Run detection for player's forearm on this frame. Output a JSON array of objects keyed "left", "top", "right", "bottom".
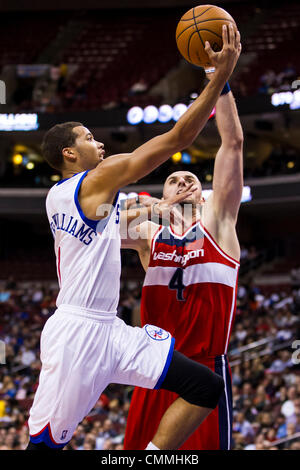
[
  {"left": 121, "top": 205, "right": 152, "bottom": 226},
  {"left": 215, "top": 91, "right": 243, "bottom": 148},
  {"left": 212, "top": 93, "right": 244, "bottom": 220},
  {"left": 173, "top": 70, "right": 229, "bottom": 147}
]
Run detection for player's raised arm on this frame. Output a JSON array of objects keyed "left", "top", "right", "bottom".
[
  {"left": 205, "top": 26, "right": 243, "bottom": 224},
  {"left": 210, "top": 88, "right": 243, "bottom": 223},
  {"left": 88, "top": 25, "right": 241, "bottom": 194}
]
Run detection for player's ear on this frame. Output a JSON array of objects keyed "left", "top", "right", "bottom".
[{"left": 62, "top": 147, "right": 76, "bottom": 163}]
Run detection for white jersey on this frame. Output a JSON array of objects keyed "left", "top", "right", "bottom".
[{"left": 46, "top": 170, "right": 121, "bottom": 317}]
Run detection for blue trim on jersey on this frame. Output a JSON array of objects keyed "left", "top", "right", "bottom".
[
  {"left": 153, "top": 337, "right": 175, "bottom": 390},
  {"left": 74, "top": 170, "right": 120, "bottom": 232},
  {"left": 156, "top": 225, "right": 204, "bottom": 249},
  {"left": 214, "top": 355, "right": 233, "bottom": 450},
  {"left": 74, "top": 171, "right": 98, "bottom": 231},
  {"left": 30, "top": 424, "right": 68, "bottom": 449},
  {"left": 56, "top": 173, "right": 79, "bottom": 186}
]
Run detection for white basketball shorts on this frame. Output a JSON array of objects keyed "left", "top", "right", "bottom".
[{"left": 28, "top": 305, "right": 175, "bottom": 448}]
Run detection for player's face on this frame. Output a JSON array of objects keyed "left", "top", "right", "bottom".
[
  {"left": 163, "top": 171, "right": 203, "bottom": 205},
  {"left": 72, "top": 126, "right": 105, "bottom": 170}
]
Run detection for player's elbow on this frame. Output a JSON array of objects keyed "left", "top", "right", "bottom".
[
  {"left": 221, "top": 136, "right": 243, "bottom": 156},
  {"left": 230, "top": 133, "right": 244, "bottom": 151}
]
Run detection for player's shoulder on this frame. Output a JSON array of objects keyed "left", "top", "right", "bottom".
[
  {"left": 46, "top": 172, "right": 85, "bottom": 207},
  {"left": 126, "top": 221, "right": 159, "bottom": 252},
  {"left": 138, "top": 220, "right": 162, "bottom": 243}
]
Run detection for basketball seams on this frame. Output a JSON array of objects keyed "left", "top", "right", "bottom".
[
  {"left": 180, "top": 6, "right": 213, "bottom": 21},
  {"left": 176, "top": 18, "right": 236, "bottom": 42},
  {"left": 192, "top": 7, "right": 205, "bottom": 50},
  {"left": 197, "top": 29, "right": 222, "bottom": 40},
  {"left": 187, "top": 30, "right": 198, "bottom": 62}
]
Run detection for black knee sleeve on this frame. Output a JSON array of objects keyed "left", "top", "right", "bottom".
[{"left": 160, "top": 350, "right": 224, "bottom": 409}]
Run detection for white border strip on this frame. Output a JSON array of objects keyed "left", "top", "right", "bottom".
[
  {"left": 224, "top": 277, "right": 238, "bottom": 353},
  {"left": 222, "top": 355, "right": 231, "bottom": 450}
]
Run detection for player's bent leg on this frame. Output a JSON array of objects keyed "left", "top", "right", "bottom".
[
  {"left": 26, "top": 309, "right": 114, "bottom": 451},
  {"left": 161, "top": 350, "right": 224, "bottom": 408},
  {"left": 110, "top": 320, "right": 223, "bottom": 450},
  {"left": 148, "top": 350, "right": 224, "bottom": 450}
]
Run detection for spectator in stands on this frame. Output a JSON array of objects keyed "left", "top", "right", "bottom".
[
  {"left": 277, "top": 62, "right": 297, "bottom": 84},
  {"left": 129, "top": 78, "right": 148, "bottom": 95},
  {"left": 233, "top": 411, "right": 255, "bottom": 439},
  {"left": 0, "top": 277, "right": 299, "bottom": 450},
  {"left": 281, "top": 386, "right": 297, "bottom": 421},
  {"left": 258, "top": 69, "right": 277, "bottom": 94},
  {"left": 275, "top": 414, "right": 287, "bottom": 439},
  {"left": 291, "top": 267, "right": 300, "bottom": 288}
]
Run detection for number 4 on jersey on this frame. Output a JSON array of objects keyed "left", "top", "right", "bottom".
[{"left": 168, "top": 268, "right": 186, "bottom": 301}]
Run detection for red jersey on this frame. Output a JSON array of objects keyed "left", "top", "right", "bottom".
[
  {"left": 124, "top": 221, "right": 239, "bottom": 450},
  {"left": 141, "top": 221, "right": 239, "bottom": 358}
]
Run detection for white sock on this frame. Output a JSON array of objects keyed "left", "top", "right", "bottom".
[{"left": 145, "top": 441, "right": 160, "bottom": 450}]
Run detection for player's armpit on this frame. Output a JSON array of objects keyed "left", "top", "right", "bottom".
[
  {"left": 203, "top": 197, "right": 240, "bottom": 261},
  {"left": 120, "top": 221, "right": 155, "bottom": 253}
]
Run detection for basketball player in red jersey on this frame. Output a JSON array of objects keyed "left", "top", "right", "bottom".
[{"left": 122, "top": 66, "right": 243, "bottom": 450}]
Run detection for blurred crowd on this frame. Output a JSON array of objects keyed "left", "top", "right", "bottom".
[
  {"left": 0, "top": 276, "right": 299, "bottom": 450},
  {"left": 258, "top": 63, "right": 299, "bottom": 96}
]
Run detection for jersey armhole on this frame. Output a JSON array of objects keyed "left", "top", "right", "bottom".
[
  {"left": 150, "top": 225, "right": 163, "bottom": 254},
  {"left": 74, "top": 170, "right": 119, "bottom": 232}
]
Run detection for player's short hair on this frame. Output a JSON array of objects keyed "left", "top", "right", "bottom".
[{"left": 42, "top": 121, "right": 83, "bottom": 171}]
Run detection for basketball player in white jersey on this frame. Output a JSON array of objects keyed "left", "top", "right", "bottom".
[{"left": 26, "top": 25, "right": 241, "bottom": 450}]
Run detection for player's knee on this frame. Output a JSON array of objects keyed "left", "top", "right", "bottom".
[
  {"left": 160, "top": 350, "right": 224, "bottom": 409},
  {"left": 201, "top": 369, "right": 224, "bottom": 409},
  {"left": 182, "top": 362, "right": 224, "bottom": 409}
]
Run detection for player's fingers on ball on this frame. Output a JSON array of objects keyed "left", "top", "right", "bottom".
[
  {"left": 222, "top": 24, "right": 229, "bottom": 46},
  {"left": 228, "top": 23, "right": 235, "bottom": 46},
  {"left": 204, "top": 41, "right": 213, "bottom": 56},
  {"left": 235, "top": 30, "right": 241, "bottom": 48}
]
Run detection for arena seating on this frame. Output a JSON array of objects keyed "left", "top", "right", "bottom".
[
  {"left": 0, "top": 12, "right": 67, "bottom": 68},
  {"left": 58, "top": 11, "right": 180, "bottom": 110},
  {"left": 239, "top": 3, "right": 300, "bottom": 94}
]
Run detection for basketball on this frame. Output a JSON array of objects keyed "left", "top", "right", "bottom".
[{"left": 176, "top": 5, "right": 237, "bottom": 68}]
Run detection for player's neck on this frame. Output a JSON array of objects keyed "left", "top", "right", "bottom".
[
  {"left": 61, "top": 167, "right": 83, "bottom": 180},
  {"left": 171, "top": 207, "right": 201, "bottom": 235}
]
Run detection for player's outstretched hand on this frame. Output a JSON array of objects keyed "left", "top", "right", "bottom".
[
  {"left": 153, "top": 183, "right": 197, "bottom": 224},
  {"left": 204, "top": 24, "right": 241, "bottom": 78}
]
